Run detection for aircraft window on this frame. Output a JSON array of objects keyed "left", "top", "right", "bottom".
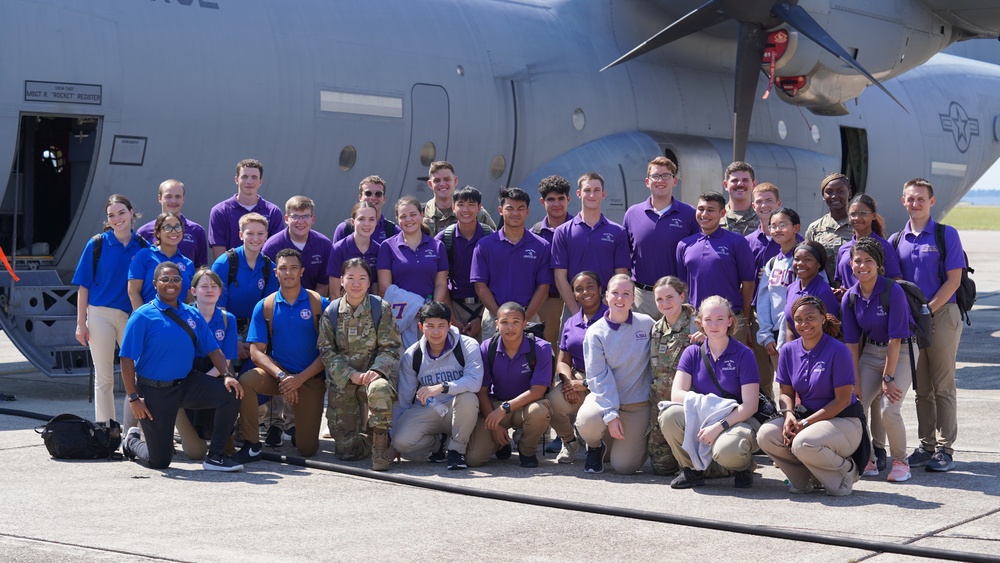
[
  {"left": 456, "top": 65, "right": 465, "bottom": 76},
  {"left": 41, "top": 147, "right": 64, "bottom": 173},
  {"left": 490, "top": 154, "right": 506, "bottom": 179},
  {"left": 778, "top": 120, "right": 787, "bottom": 140},
  {"left": 339, "top": 145, "right": 357, "bottom": 171},
  {"left": 572, "top": 108, "right": 586, "bottom": 131},
  {"left": 420, "top": 142, "right": 436, "bottom": 167},
  {"left": 811, "top": 125, "right": 821, "bottom": 143}
]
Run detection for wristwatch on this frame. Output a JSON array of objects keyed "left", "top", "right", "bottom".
[
  {"left": 501, "top": 401, "right": 512, "bottom": 414},
  {"left": 800, "top": 419, "right": 811, "bottom": 428},
  {"left": 441, "top": 381, "right": 450, "bottom": 394},
  {"left": 720, "top": 420, "right": 730, "bottom": 430},
  {"left": 277, "top": 371, "right": 288, "bottom": 381},
  {"left": 582, "top": 379, "right": 589, "bottom": 389},
  {"left": 127, "top": 392, "right": 140, "bottom": 403},
  {"left": 882, "top": 374, "right": 895, "bottom": 383}
]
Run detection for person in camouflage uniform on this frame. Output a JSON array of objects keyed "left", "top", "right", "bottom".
[
  {"left": 317, "top": 258, "right": 401, "bottom": 471},
  {"left": 804, "top": 173, "right": 855, "bottom": 282}
]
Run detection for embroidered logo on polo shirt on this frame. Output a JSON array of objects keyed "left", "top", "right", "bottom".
[
  {"left": 668, "top": 218, "right": 684, "bottom": 228},
  {"left": 523, "top": 249, "right": 537, "bottom": 259},
  {"left": 257, "top": 279, "right": 265, "bottom": 290},
  {"left": 215, "top": 329, "right": 225, "bottom": 341},
  {"left": 186, "top": 318, "right": 197, "bottom": 329},
  {"left": 811, "top": 361, "right": 826, "bottom": 378},
  {"left": 722, "top": 360, "right": 736, "bottom": 371},
  {"left": 178, "top": 263, "right": 187, "bottom": 272},
  {"left": 424, "top": 249, "right": 438, "bottom": 258},
  {"left": 300, "top": 309, "right": 312, "bottom": 320},
  {"left": 601, "top": 232, "right": 615, "bottom": 243},
  {"left": 717, "top": 246, "right": 730, "bottom": 256},
  {"left": 520, "top": 362, "right": 531, "bottom": 374},
  {"left": 311, "top": 254, "right": 323, "bottom": 265},
  {"left": 184, "top": 233, "right": 195, "bottom": 243},
  {"left": 876, "top": 306, "right": 887, "bottom": 317},
  {"left": 635, "top": 331, "right": 648, "bottom": 341},
  {"left": 922, "top": 245, "right": 940, "bottom": 254}
]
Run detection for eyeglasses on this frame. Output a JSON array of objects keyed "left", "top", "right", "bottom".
[
  {"left": 160, "top": 224, "right": 183, "bottom": 233},
  {"left": 363, "top": 190, "right": 385, "bottom": 198},
  {"left": 647, "top": 173, "right": 674, "bottom": 181},
  {"left": 848, "top": 211, "right": 871, "bottom": 219},
  {"left": 769, "top": 221, "right": 792, "bottom": 231},
  {"left": 289, "top": 214, "right": 313, "bottom": 222},
  {"left": 157, "top": 276, "right": 183, "bottom": 284}
]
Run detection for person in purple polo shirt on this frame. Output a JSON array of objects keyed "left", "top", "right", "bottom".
[
  {"left": 833, "top": 194, "right": 902, "bottom": 295},
  {"left": 377, "top": 196, "right": 449, "bottom": 303},
  {"left": 551, "top": 172, "right": 630, "bottom": 318},
  {"left": 895, "top": 178, "right": 966, "bottom": 472},
  {"left": 623, "top": 156, "right": 698, "bottom": 319},
  {"left": 435, "top": 186, "right": 493, "bottom": 341},
  {"left": 676, "top": 191, "right": 757, "bottom": 347},
  {"left": 262, "top": 196, "right": 332, "bottom": 296},
  {"left": 208, "top": 158, "right": 284, "bottom": 259},
  {"left": 331, "top": 175, "right": 399, "bottom": 245},
  {"left": 465, "top": 302, "right": 553, "bottom": 468},
  {"left": 782, "top": 241, "right": 840, "bottom": 344},
  {"left": 471, "top": 187, "right": 553, "bottom": 341},
  {"left": 530, "top": 175, "right": 571, "bottom": 350},
  {"left": 136, "top": 179, "right": 209, "bottom": 268},
  {"left": 841, "top": 237, "right": 916, "bottom": 483},
  {"left": 759, "top": 295, "right": 864, "bottom": 496},
  {"left": 329, "top": 202, "right": 382, "bottom": 298}
]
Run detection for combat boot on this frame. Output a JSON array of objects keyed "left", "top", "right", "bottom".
[{"left": 371, "top": 429, "right": 391, "bottom": 472}]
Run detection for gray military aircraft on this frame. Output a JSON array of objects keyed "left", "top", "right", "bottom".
[{"left": 1, "top": 0, "right": 999, "bottom": 377}]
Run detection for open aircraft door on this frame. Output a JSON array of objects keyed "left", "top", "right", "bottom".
[{"left": 400, "top": 84, "right": 450, "bottom": 200}]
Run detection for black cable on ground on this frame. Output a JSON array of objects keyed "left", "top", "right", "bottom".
[{"left": 3, "top": 407, "right": 996, "bottom": 563}]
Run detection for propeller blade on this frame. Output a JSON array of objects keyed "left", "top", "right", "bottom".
[
  {"left": 772, "top": 2, "right": 907, "bottom": 112},
  {"left": 601, "top": 1, "right": 729, "bottom": 72},
  {"left": 732, "top": 22, "right": 767, "bottom": 162}
]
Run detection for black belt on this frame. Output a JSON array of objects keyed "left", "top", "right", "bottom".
[
  {"left": 137, "top": 374, "right": 185, "bottom": 388},
  {"left": 865, "top": 336, "right": 913, "bottom": 347},
  {"left": 634, "top": 282, "right": 655, "bottom": 291}
]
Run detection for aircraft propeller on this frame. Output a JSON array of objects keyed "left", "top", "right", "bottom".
[{"left": 602, "top": 0, "right": 907, "bottom": 162}]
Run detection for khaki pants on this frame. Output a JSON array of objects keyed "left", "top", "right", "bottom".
[
  {"left": 87, "top": 305, "right": 129, "bottom": 425},
  {"left": 659, "top": 403, "right": 759, "bottom": 472},
  {"left": 576, "top": 396, "right": 650, "bottom": 474},
  {"left": 546, "top": 372, "right": 588, "bottom": 442},
  {"left": 632, "top": 286, "right": 662, "bottom": 320},
  {"left": 452, "top": 297, "right": 485, "bottom": 343},
  {"left": 747, "top": 315, "right": 775, "bottom": 400},
  {"left": 466, "top": 399, "right": 552, "bottom": 467},
  {"left": 536, "top": 295, "right": 565, "bottom": 352},
  {"left": 393, "top": 393, "right": 479, "bottom": 456},
  {"left": 758, "top": 416, "right": 862, "bottom": 495},
  {"left": 915, "top": 303, "right": 962, "bottom": 454},
  {"left": 858, "top": 342, "right": 916, "bottom": 463},
  {"left": 238, "top": 368, "right": 325, "bottom": 457}
]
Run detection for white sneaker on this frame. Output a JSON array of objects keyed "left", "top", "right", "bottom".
[{"left": 556, "top": 439, "right": 580, "bottom": 464}]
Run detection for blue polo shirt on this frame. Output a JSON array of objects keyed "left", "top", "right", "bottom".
[
  {"left": 893, "top": 219, "right": 965, "bottom": 303},
  {"left": 435, "top": 222, "right": 490, "bottom": 300},
  {"left": 210, "top": 246, "right": 279, "bottom": 320},
  {"left": 841, "top": 277, "right": 912, "bottom": 344},
  {"left": 204, "top": 306, "right": 238, "bottom": 360},
  {"left": 376, "top": 232, "right": 449, "bottom": 298},
  {"left": 72, "top": 231, "right": 147, "bottom": 313},
  {"left": 128, "top": 246, "right": 195, "bottom": 305},
  {"left": 622, "top": 197, "right": 698, "bottom": 286},
  {"left": 470, "top": 228, "right": 553, "bottom": 307},
  {"left": 246, "top": 288, "right": 330, "bottom": 374},
  {"left": 262, "top": 228, "right": 333, "bottom": 291},
  {"left": 327, "top": 234, "right": 381, "bottom": 282},
  {"left": 676, "top": 228, "right": 756, "bottom": 311},
  {"left": 559, "top": 303, "right": 608, "bottom": 370},
  {"left": 783, "top": 276, "right": 841, "bottom": 338},
  {"left": 137, "top": 214, "right": 209, "bottom": 268},
  {"left": 332, "top": 215, "right": 399, "bottom": 246},
  {"left": 551, "top": 214, "right": 630, "bottom": 291},
  {"left": 480, "top": 336, "right": 553, "bottom": 401},
  {"left": 207, "top": 194, "right": 284, "bottom": 250},
  {"left": 777, "top": 333, "right": 858, "bottom": 412},
  {"left": 121, "top": 297, "right": 219, "bottom": 381},
  {"left": 677, "top": 338, "right": 759, "bottom": 398},
  {"left": 834, "top": 233, "right": 902, "bottom": 288}
]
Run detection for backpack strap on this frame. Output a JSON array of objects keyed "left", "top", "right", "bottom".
[
  {"left": 92, "top": 233, "right": 146, "bottom": 280},
  {"left": 162, "top": 307, "right": 197, "bottom": 347},
  {"left": 263, "top": 293, "right": 277, "bottom": 355},
  {"left": 487, "top": 334, "right": 535, "bottom": 373},
  {"left": 259, "top": 255, "right": 273, "bottom": 299},
  {"left": 413, "top": 333, "right": 466, "bottom": 373},
  {"left": 368, "top": 295, "right": 383, "bottom": 330},
  {"left": 701, "top": 343, "right": 738, "bottom": 402},
  {"left": 226, "top": 249, "right": 239, "bottom": 287},
  {"left": 934, "top": 223, "right": 948, "bottom": 283},
  {"left": 343, "top": 220, "right": 354, "bottom": 237},
  {"left": 442, "top": 224, "right": 458, "bottom": 269},
  {"left": 384, "top": 219, "right": 397, "bottom": 239},
  {"left": 306, "top": 289, "right": 322, "bottom": 333},
  {"left": 487, "top": 334, "right": 500, "bottom": 372}
]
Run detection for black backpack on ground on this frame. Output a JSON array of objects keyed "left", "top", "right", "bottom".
[{"left": 37, "top": 414, "right": 122, "bottom": 460}]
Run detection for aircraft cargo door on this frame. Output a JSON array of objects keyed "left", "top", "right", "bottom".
[{"left": 401, "top": 84, "right": 450, "bottom": 200}]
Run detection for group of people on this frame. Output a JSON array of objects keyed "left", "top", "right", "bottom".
[{"left": 71, "top": 156, "right": 967, "bottom": 496}]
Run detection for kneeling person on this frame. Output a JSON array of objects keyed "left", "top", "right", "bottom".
[
  {"left": 395, "top": 302, "right": 484, "bottom": 470},
  {"left": 233, "top": 249, "right": 329, "bottom": 462}
]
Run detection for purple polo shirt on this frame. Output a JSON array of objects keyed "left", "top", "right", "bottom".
[
  {"left": 137, "top": 214, "right": 209, "bottom": 268},
  {"left": 208, "top": 194, "right": 284, "bottom": 250},
  {"left": 551, "top": 214, "right": 630, "bottom": 290},
  {"left": 783, "top": 276, "right": 841, "bottom": 338},
  {"left": 559, "top": 303, "right": 609, "bottom": 370},
  {"left": 841, "top": 277, "right": 912, "bottom": 344},
  {"left": 531, "top": 217, "right": 563, "bottom": 297},
  {"left": 261, "top": 228, "right": 332, "bottom": 291},
  {"left": 777, "top": 333, "right": 858, "bottom": 412},
  {"left": 480, "top": 335, "right": 554, "bottom": 401},
  {"left": 622, "top": 197, "right": 698, "bottom": 285},
  {"left": 376, "top": 232, "right": 448, "bottom": 298},
  {"left": 893, "top": 219, "right": 964, "bottom": 303},
  {"left": 676, "top": 228, "right": 756, "bottom": 311},
  {"left": 332, "top": 215, "right": 399, "bottom": 246},
  {"left": 435, "top": 223, "right": 489, "bottom": 300},
  {"left": 327, "top": 234, "right": 381, "bottom": 278},
  {"left": 470, "top": 228, "right": 553, "bottom": 307},
  {"left": 677, "top": 338, "right": 759, "bottom": 398},
  {"left": 834, "top": 233, "right": 902, "bottom": 288},
  {"left": 745, "top": 227, "right": 803, "bottom": 307}
]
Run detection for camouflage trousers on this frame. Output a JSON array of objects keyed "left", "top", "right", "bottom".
[
  {"left": 648, "top": 399, "right": 733, "bottom": 479},
  {"left": 326, "top": 378, "right": 396, "bottom": 461}
]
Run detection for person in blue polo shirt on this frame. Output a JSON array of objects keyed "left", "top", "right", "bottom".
[
  {"left": 128, "top": 212, "right": 195, "bottom": 310},
  {"left": 232, "top": 249, "right": 330, "bottom": 462},
  {"left": 119, "top": 262, "right": 244, "bottom": 472},
  {"left": 262, "top": 195, "right": 332, "bottom": 296}
]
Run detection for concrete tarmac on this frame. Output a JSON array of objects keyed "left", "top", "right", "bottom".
[{"left": 1, "top": 231, "right": 999, "bottom": 562}]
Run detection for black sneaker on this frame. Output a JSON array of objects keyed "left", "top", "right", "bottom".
[
  {"left": 203, "top": 453, "right": 243, "bottom": 472},
  {"left": 446, "top": 449, "right": 467, "bottom": 470},
  {"left": 734, "top": 467, "right": 754, "bottom": 488},
  {"left": 544, "top": 436, "right": 562, "bottom": 454},
  {"left": 670, "top": 468, "right": 706, "bottom": 489},
  {"left": 925, "top": 448, "right": 955, "bottom": 472},
  {"left": 231, "top": 441, "right": 262, "bottom": 464},
  {"left": 519, "top": 453, "right": 539, "bottom": 468},
  {"left": 264, "top": 425, "right": 283, "bottom": 447},
  {"left": 495, "top": 444, "right": 512, "bottom": 461},
  {"left": 874, "top": 446, "right": 887, "bottom": 473},
  {"left": 584, "top": 441, "right": 606, "bottom": 474},
  {"left": 428, "top": 433, "right": 448, "bottom": 463},
  {"left": 908, "top": 446, "right": 934, "bottom": 467},
  {"left": 122, "top": 427, "right": 141, "bottom": 461},
  {"left": 284, "top": 426, "right": 296, "bottom": 448}
]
